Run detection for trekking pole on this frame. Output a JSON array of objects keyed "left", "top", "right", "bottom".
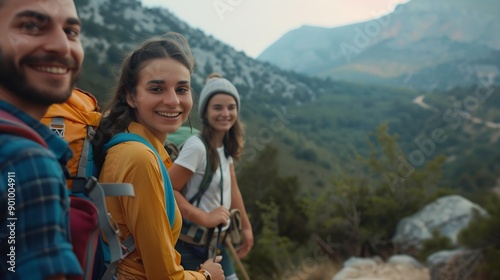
[
  {"left": 213, "top": 224, "right": 223, "bottom": 261},
  {"left": 225, "top": 237, "right": 250, "bottom": 280}
]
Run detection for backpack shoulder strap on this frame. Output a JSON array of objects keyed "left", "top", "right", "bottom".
[
  {"left": 188, "top": 135, "right": 214, "bottom": 207},
  {"left": 0, "top": 109, "right": 48, "bottom": 148},
  {"left": 104, "top": 133, "right": 176, "bottom": 228},
  {"left": 71, "top": 176, "right": 134, "bottom": 280},
  {"left": 77, "top": 126, "right": 96, "bottom": 177}
]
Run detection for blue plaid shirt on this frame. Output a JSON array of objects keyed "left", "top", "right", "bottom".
[{"left": 0, "top": 101, "right": 82, "bottom": 279}]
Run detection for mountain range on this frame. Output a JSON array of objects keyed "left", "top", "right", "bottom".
[
  {"left": 75, "top": 0, "right": 500, "bottom": 191},
  {"left": 258, "top": 0, "right": 500, "bottom": 91}
]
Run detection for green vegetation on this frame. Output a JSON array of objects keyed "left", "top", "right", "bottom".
[
  {"left": 458, "top": 194, "right": 500, "bottom": 279},
  {"left": 236, "top": 124, "right": 455, "bottom": 278},
  {"left": 418, "top": 230, "right": 454, "bottom": 261},
  {"left": 306, "top": 124, "right": 453, "bottom": 258},
  {"left": 237, "top": 146, "right": 312, "bottom": 278}
]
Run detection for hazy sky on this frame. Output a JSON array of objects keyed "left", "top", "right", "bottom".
[{"left": 141, "top": 0, "right": 409, "bottom": 58}]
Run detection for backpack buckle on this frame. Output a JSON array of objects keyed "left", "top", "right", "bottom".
[
  {"left": 70, "top": 176, "right": 96, "bottom": 195},
  {"left": 120, "top": 235, "right": 136, "bottom": 260},
  {"left": 49, "top": 117, "right": 65, "bottom": 137},
  {"left": 84, "top": 176, "right": 98, "bottom": 195},
  {"left": 107, "top": 212, "right": 121, "bottom": 236},
  {"left": 120, "top": 242, "right": 133, "bottom": 260}
]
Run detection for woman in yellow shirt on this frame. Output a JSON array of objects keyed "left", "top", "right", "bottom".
[{"left": 93, "top": 33, "right": 224, "bottom": 280}]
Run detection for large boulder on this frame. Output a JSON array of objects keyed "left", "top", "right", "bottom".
[{"left": 392, "top": 195, "right": 487, "bottom": 250}]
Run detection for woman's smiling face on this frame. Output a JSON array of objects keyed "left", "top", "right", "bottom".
[
  {"left": 127, "top": 57, "right": 193, "bottom": 143},
  {"left": 205, "top": 93, "right": 238, "bottom": 134}
]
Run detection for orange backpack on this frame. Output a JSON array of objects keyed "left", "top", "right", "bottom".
[
  {"left": 41, "top": 88, "right": 135, "bottom": 280},
  {"left": 41, "top": 88, "right": 101, "bottom": 184}
]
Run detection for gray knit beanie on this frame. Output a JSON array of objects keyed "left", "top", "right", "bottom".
[{"left": 198, "top": 74, "right": 240, "bottom": 119}]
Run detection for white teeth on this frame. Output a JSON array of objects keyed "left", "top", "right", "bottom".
[
  {"left": 157, "top": 112, "right": 180, "bottom": 117},
  {"left": 35, "top": 66, "right": 68, "bottom": 74}
]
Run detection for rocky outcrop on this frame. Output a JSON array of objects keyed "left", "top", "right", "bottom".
[
  {"left": 392, "top": 195, "right": 487, "bottom": 250},
  {"left": 333, "top": 255, "right": 429, "bottom": 280},
  {"left": 427, "top": 249, "right": 483, "bottom": 280}
]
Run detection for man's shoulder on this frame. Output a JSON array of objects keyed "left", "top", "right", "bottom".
[
  {"left": 0, "top": 101, "right": 71, "bottom": 162},
  {"left": 0, "top": 133, "right": 59, "bottom": 168},
  {"left": 0, "top": 133, "right": 51, "bottom": 152}
]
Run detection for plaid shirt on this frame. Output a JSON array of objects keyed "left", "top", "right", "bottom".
[{"left": 0, "top": 101, "right": 82, "bottom": 279}]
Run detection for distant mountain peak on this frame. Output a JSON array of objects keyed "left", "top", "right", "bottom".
[{"left": 257, "top": 0, "right": 500, "bottom": 90}]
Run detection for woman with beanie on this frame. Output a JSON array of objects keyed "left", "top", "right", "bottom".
[
  {"left": 169, "top": 73, "right": 254, "bottom": 280},
  {"left": 92, "top": 34, "right": 224, "bottom": 279}
]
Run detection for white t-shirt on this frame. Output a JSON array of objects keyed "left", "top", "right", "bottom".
[{"left": 174, "top": 135, "right": 233, "bottom": 214}]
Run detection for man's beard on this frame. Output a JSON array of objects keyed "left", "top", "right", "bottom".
[{"left": 0, "top": 48, "right": 80, "bottom": 106}]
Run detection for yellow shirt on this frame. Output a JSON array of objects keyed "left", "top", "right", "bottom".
[{"left": 100, "top": 122, "right": 205, "bottom": 280}]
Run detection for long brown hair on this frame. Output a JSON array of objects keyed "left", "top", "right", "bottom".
[{"left": 92, "top": 32, "right": 195, "bottom": 169}]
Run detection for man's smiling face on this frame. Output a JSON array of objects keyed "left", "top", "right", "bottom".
[{"left": 0, "top": 0, "right": 83, "bottom": 106}]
